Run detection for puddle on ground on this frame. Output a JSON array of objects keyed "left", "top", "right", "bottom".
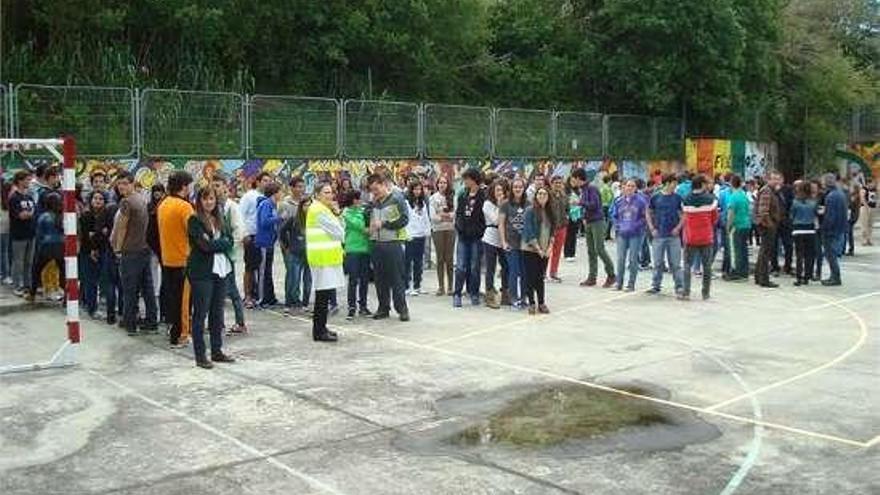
[
  {"left": 394, "top": 381, "right": 721, "bottom": 457},
  {"left": 449, "top": 384, "right": 668, "bottom": 447}
]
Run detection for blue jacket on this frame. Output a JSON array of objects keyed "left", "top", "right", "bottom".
[
  {"left": 789, "top": 198, "right": 817, "bottom": 228},
  {"left": 36, "top": 212, "right": 64, "bottom": 245},
  {"left": 255, "top": 196, "right": 281, "bottom": 248},
  {"left": 821, "top": 187, "right": 848, "bottom": 236}
]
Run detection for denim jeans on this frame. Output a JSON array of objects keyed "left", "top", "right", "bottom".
[
  {"left": 718, "top": 227, "right": 731, "bottom": 275},
  {"left": 822, "top": 234, "right": 843, "bottom": 283},
  {"left": 226, "top": 268, "right": 246, "bottom": 326},
  {"left": 10, "top": 238, "right": 35, "bottom": 289},
  {"left": 0, "top": 232, "right": 10, "bottom": 280},
  {"left": 650, "top": 236, "right": 683, "bottom": 292},
  {"left": 80, "top": 251, "right": 100, "bottom": 315},
  {"left": 483, "top": 242, "right": 508, "bottom": 291},
  {"left": 345, "top": 252, "right": 370, "bottom": 310},
  {"left": 190, "top": 275, "right": 226, "bottom": 362},
  {"left": 454, "top": 236, "right": 482, "bottom": 297},
  {"left": 119, "top": 249, "right": 158, "bottom": 331},
  {"left": 405, "top": 237, "right": 426, "bottom": 290},
  {"left": 100, "top": 250, "right": 122, "bottom": 317},
  {"left": 732, "top": 228, "right": 750, "bottom": 278},
  {"left": 615, "top": 233, "right": 644, "bottom": 290},
  {"left": 683, "top": 245, "right": 713, "bottom": 297},
  {"left": 283, "top": 251, "right": 310, "bottom": 307},
  {"left": 506, "top": 249, "right": 524, "bottom": 304}
]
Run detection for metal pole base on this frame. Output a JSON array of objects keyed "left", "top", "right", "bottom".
[{"left": 0, "top": 342, "right": 78, "bottom": 375}]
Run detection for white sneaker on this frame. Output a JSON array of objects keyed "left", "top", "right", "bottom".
[
  {"left": 49, "top": 291, "right": 64, "bottom": 302},
  {"left": 2, "top": 277, "right": 12, "bottom": 285},
  {"left": 564, "top": 257, "right": 576, "bottom": 263},
  {"left": 13, "top": 288, "right": 26, "bottom": 297}
]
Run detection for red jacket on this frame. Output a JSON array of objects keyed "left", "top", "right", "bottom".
[{"left": 682, "top": 192, "right": 719, "bottom": 247}]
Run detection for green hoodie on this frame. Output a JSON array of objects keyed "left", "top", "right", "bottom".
[{"left": 342, "top": 205, "right": 371, "bottom": 254}]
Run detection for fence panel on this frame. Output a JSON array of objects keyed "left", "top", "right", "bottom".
[
  {"left": 141, "top": 89, "right": 244, "bottom": 157},
  {"left": 605, "top": 114, "right": 653, "bottom": 159},
  {"left": 555, "top": 111, "right": 603, "bottom": 159},
  {"left": 654, "top": 117, "right": 684, "bottom": 159},
  {"left": 853, "top": 107, "right": 880, "bottom": 142},
  {"left": 423, "top": 104, "right": 492, "bottom": 158},
  {"left": 14, "top": 84, "right": 135, "bottom": 157},
  {"left": 249, "top": 96, "right": 338, "bottom": 158},
  {"left": 0, "top": 85, "right": 6, "bottom": 139},
  {"left": 343, "top": 100, "right": 419, "bottom": 158},
  {"left": 494, "top": 108, "right": 553, "bottom": 158}
]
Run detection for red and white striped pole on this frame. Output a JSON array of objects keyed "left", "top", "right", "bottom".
[{"left": 61, "top": 137, "right": 80, "bottom": 345}]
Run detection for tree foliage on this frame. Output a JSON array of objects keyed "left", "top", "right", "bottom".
[{"left": 2, "top": 0, "right": 877, "bottom": 173}]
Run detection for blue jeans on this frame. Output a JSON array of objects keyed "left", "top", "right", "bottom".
[
  {"left": 119, "top": 249, "right": 158, "bottom": 331},
  {"left": 345, "top": 252, "right": 371, "bottom": 310},
  {"left": 405, "top": 237, "right": 426, "bottom": 290},
  {"left": 100, "top": 250, "right": 121, "bottom": 317},
  {"left": 79, "top": 251, "right": 100, "bottom": 315},
  {"left": 506, "top": 249, "right": 524, "bottom": 304},
  {"left": 616, "top": 233, "right": 644, "bottom": 289},
  {"left": 454, "top": 236, "right": 482, "bottom": 297},
  {"left": 651, "top": 237, "right": 683, "bottom": 292},
  {"left": 718, "top": 226, "right": 731, "bottom": 274},
  {"left": 684, "top": 245, "right": 714, "bottom": 297},
  {"left": 283, "top": 251, "right": 310, "bottom": 307},
  {"left": 822, "top": 234, "right": 843, "bottom": 282},
  {"left": 226, "top": 267, "right": 245, "bottom": 326},
  {"left": 0, "top": 233, "right": 10, "bottom": 279},
  {"left": 483, "top": 242, "right": 508, "bottom": 291}
]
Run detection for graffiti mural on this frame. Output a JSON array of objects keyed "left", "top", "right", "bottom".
[
  {"left": 836, "top": 142, "right": 880, "bottom": 181},
  {"left": 686, "top": 138, "right": 776, "bottom": 179}
]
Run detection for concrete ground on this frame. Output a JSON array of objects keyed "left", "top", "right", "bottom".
[{"left": 1, "top": 227, "right": 878, "bottom": 495}]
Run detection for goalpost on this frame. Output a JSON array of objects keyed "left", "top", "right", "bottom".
[{"left": 0, "top": 137, "right": 80, "bottom": 374}]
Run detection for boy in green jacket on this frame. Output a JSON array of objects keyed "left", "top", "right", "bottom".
[{"left": 341, "top": 190, "right": 372, "bottom": 320}]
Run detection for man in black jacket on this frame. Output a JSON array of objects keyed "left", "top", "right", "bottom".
[{"left": 453, "top": 168, "right": 486, "bottom": 307}]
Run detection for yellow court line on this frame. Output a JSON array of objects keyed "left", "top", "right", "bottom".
[
  {"left": 706, "top": 291, "right": 869, "bottom": 412},
  {"left": 268, "top": 309, "right": 869, "bottom": 448},
  {"left": 426, "top": 291, "right": 638, "bottom": 347}
]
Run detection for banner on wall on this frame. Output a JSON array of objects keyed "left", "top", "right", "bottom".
[
  {"left": 836, "top": 142, "right": 880, "bottom": 181},
  {"left": 686, "top": 138, "right": 776, "bottom": 179}
]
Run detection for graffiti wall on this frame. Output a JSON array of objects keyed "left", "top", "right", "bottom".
[
  {"left": 836, "top": 142, "right": 880, "bottom": 181},
  {"left": 3, "top": 155, "right": 684, "bottom": 194},
  {"left": 685, "top": 138, "right": 776, "bottom": 179}
]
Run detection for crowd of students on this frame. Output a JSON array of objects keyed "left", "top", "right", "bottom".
[{"left": 0, "top": 162, "right": 876, "bottom": 368}]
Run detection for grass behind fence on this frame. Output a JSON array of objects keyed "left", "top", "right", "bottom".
[
  {"left": 142, "top": 90, "right": 243, "bottom": 157},
  {"left": 344, "top": 101, "right": 418, "bottom": 158},
  {"left": 494, "top": 109, "right": 553, "bottom": 158},
  {"left": 249, "top": 96, "right": 338, "bottom": 158},
  {"left": 424, "top": 105, "right": 492, "bottom": 158}
]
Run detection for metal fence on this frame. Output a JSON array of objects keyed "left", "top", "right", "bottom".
[
  {"left": 249, "top": 95, "right": 339, "bottom": 158},
  {"left": 555, "top": 111, "right": 603, "bottom": 159},
  {"left": 343, "top": 100, "right": 419, "bottom": 158},
  {"left": 0, "top": 82, "right": 700, "bottom": 160},
  {"left": 494, "top": 108, "right": 554, "bottom": 158},
  {"left": 14, "top": 84, "right": 135, "bottom": 157},
  {"left": 141, "top": 89, "right": 244, "bottom": 157},
  {"left": 851, "top": 107, "right": 880, "bottom": 143},
  {"left": 423, "top": 104, "right": 492, "bottom": 158}
]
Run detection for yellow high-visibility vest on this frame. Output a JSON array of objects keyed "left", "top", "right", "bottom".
[{"left": 305, "top": 201, "right": 344, "bottom": 267}]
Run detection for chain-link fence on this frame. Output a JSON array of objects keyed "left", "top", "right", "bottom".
[
  {"left": 655, "top": 117, "right": 684, "bottom": 159},
  {"left": 555, "top": 111, "right": 603, "bottom": 159},
  {"left": 13, "top": 84, "right": 135, "bottom": 157},
  {"left": 249, "top": 95, "right": 339, "bottom": 158},
  {"left": 343, "top": 100, "right": 419, "bottom": 158},
  {"left": 0, "top": 85, "right": 7, "bottom": 139},
  {"left": 494, "top": 108, "right": 553, "bottom": 158},
  {"left": 851, "top": 107, "right": 880, "bottom": 143},
  {"left": 141, "top": 89, "right": 244, "bottom": 157},
  {"left": 605, "top": 114, "right": 653, "bottom": 159},
  {"left": 423, "top": 104, "right": 492, "bottom": 158}
]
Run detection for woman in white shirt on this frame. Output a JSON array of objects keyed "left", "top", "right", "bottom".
[
  {"left": 482, "top": 179, "right": 509, "bottom": 308},
  {"left": 405, "top": 182, "right": 431, "bottom": 295},
  {"left": 428, "top": 176, "right": 455, "bottom": 295}
]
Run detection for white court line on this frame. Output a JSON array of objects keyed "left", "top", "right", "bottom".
[
  {"left": 86, "top": 369, "right": 348, "bottom": 495},
  {"left": 427, "top": 291, "right": 638, "bottom": 346},
  {"left": 707, "top": 291, "right": 869, "bottom": 413},
  {"left": 865, "top": 435, "right": 880, "bottom": 448},
  {"left": 267, "top": 310, "right": 867, "bottom": 448},
  {"left": 800, "top": 291, "right": 880, "bottom": 312}
]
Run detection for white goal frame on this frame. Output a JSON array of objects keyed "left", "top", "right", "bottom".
[{"left": 0, "top": 137, "right": 80, "bottom": 374}]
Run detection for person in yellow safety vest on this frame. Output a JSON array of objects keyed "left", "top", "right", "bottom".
[{"left": 306, "top": 182, "right": 346, "bottom": 342}]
